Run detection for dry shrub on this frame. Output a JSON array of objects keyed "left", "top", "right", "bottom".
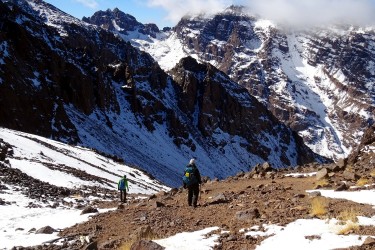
[
  {"left": 332, "top": 207, "right": 361, "bottom": 235},
  {"left": 337, "top": 207, "right": 360, "bottom": 223},
  {"left": 370, "top": 169, "right": 375, "bottom": 177},
  {"left": 310, "top": 197, "right": 328, "bottom": 217},
  {"left": 336, "top": 220, "right": 360, "bottom": 235},
  {"left": 345, "top": 165, "right": 354, "bottom": 172},
  {"left": 314, "top": 178, "right": 329, "bottom": 189},
  {"left": 356, "top": 178, "right": 369, "bottom": 186},
  {"left": 119, "top": 226, "right": 158, "bottom": 250}
]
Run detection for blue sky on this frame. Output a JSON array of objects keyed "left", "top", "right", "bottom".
[
  {"left": 44, "top": 0, "right": 174, "bottom": 28},
  {"left": 43, "top": 0, "right": 375, "bottom": 29}
]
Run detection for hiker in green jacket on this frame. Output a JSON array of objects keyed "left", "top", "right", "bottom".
[{"left": 118, "top": 175, "right": 129, "bottom": 203}]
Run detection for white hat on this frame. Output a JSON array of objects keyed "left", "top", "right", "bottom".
[{"left": 189, "top": 158, "right": 195, "bottom": 165}]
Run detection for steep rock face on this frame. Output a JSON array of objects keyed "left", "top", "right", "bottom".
[
  {"left": 173, "top": 12, "right": 375, "bottom": 160},
  {"left": 82, "top": 8, "right": 160, "bottom": 38},
  {"left": 0, "top": 0, "right": 325, "bottom": 186},
  {"left": 170, "top": 57, "right": 320, "bottom": 166},
  {"left": 347, "top": 124, "right": 375, "bottom": 167},
  {"left": 108, "top": 6, "right": 374, "bottom": 161}
]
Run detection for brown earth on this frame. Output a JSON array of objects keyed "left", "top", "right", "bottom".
[{"left": 51, "top": 165, "right": 375, "bottom": 250}]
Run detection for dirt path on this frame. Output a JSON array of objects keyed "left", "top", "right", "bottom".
[{"left": 58, "top": 171, "right": 375, "bottom": 249}]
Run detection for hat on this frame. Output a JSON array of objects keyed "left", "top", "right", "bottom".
[{"left": 189, "top": 158, "right": 195, "bottom": 165}]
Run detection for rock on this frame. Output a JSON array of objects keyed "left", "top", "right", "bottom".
[
  {"left": 84, "top": 241, "right": 98, "bottom": 250},
  {"left": 342, "top": 171, "right": 359, "bottom": 181},
  {"left": 316, "top": 168, "right": 328, "bottom": 180},
  {"left": 335, "top": 183, "right": 348, "bottom": 191},
  {"left": 153, "top": 201, "right": 165, "bottom": 208},
  {"left": 148, "top": 194, "right": 157, "bottom": 200},
  {"left": 168, "top": 188, "right": 178, "bottom": 195},
  {"left": 308, "top": 191, "right": 321, "bottom": 198},
  {"left": 81, "top": 206, "right": 99, "bottom": 215},
  {"left": 130, "top": 240, "right": 165, "bottom": 250},
  {"left": 36, "top": 226, "right": 55, "bottom": 234},
  {"left": 156, "top": 191, "right": 167, "bottom": 197},
  {"left": 362, "top": 237, "right": 375, "bottom": 246},
  {"left": 336, "top": 158, "right": 347, "bottom": 169},
  {"left": 132, "top": 225, "right": 155, "bottom": 240},
  {"left": 99, "top": 239, "right": 120, "bottom": 249},
  {"left": 207, "top": 193, "right": 228, "bottom": 205},
  {"left": 262, "top": 162, "right": 273, "bottom": 172},
  {"left": 235, "top": 208, "right": 260, "bottom": 221}
]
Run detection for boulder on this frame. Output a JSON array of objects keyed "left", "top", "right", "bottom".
[
  {"left": 308, "top": 191, "right": 321, "bottom": 198},
  {"left": 235, "top": 208, "right": 260, "bottom": 221},
  {"left": 342, "top": 171, "right": 359, "bottom": 181},
  {"left": 336, "top": 158, "right": 347, "bottom": 169},
  {"left": 130, "top": 240, "right": 165, "bottom": 250},
  {"left": 362, "top": 237, "right": 375, "bottom": 247},
  {"left": 36, "top": 226, "right": 55, "bottom": 234},
  {"left": 262, "top": 162, "right": 273, "bottom": 172},
  {"left": 81, "top": 206, "right": 99, "bottom": 215},
  {"left": 207, "top": 193, "right": 228, "bottom": 205},
  {"left": 316, "top": 168, "right": 328, "bottom": 180},
  {"left": 335, "top": 183, "right": 349, "bottom": 191},
  {"left": 153, "top": 201, "right": 165, "bottom": 208},
  {"left": 84, "top": 241, "right": 98, "bottom": 250}
]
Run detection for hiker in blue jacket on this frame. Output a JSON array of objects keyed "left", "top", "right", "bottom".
[
  {"left": 118, "top": 175, "right": 129, "bottom": 203},
  {"left": 182, "top": 158, "right": 202, "bottom": 208}
]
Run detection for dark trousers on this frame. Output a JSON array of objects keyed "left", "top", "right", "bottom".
[
  {"left": 119, "top": 190, "right": 127, "bottom": 202},
  {"left": 188, "top": 184, "right": 200, "bottom": 207}
]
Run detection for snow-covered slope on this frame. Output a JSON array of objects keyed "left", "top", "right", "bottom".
[
  {"left": 92, "top": 7, "right": 375, "bottom": 161},
  {"left": 0, "top": 0, "right": 323, "bottom": 188},
  {"left": 0, "top": 127, "right": 168, "bottom": 193},
  {"left": 0, "top": 127, "right": 169, "bottom": 248}
]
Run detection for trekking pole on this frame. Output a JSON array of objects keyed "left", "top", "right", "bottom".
[{"left": 198, "top": 183, "right": 201, "bottom": 206}]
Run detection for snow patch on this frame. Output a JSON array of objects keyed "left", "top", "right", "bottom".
[{"left": 154, "top": 227, "right": 220, "bottom": 250}]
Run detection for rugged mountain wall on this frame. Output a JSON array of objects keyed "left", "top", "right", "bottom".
[
  {"left": 0, "top": 0, "right": 324, "bottom": 186},
  {"left": 91, "top": 6, "right": 374, "bottom": 161},
  {"left": 172, "top": 9, "right": 375, "bottom": 160}
]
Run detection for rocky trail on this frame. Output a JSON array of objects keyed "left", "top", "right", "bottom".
[
  {"left": 7, "top": 161, "right": 374, "bottom": 250},
  {"left": 3, "top": 126, "right": 374, "bottom": 250}
]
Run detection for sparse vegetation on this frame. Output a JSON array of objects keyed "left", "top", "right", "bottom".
[
  {"left": 356, "top": 178, "right": 369, "bottom": 187},
  {"left": 370, "top": 169, "right": 375, "bottom": 178},
  {"left": 332, "top": 207, "right": 361, "bottom": 235},
  {"left": 336, "top": 220, "right": 360, "bottom": 235},
  {"left": 337, "top": 207, "right": 360, "bottom": 223},
  {"left": 314, "top": 178, "right": 329, "bottom": 189},
  {"left": 118, "top": 226, "right": 159, "bottom": 250},
  {"left": 345, "top": 165, "right": 354, "bottom": 172},
  {"left": 310, "top": 197, "right": 328, "bottom": 217}
]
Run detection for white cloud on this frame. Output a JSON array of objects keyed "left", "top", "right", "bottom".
[
  {"left": 246, "top": 0, "right": 375, "bottom": 27},
  {"left": 74, "top": 0, "right": 99, "bottom": 9},
  {"left": 147, "top": 0, "right": 375, "bottom": 26},
  {"left": 146, "top": 0, "right": 234, "bottom": 23}
]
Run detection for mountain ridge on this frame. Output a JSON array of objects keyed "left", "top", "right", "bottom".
[
  {"left": 89, "top": 6, "right": 375, "bottom": 161},
  {"left": 0, "top": 0, "right": 323, "bottom": 187}
]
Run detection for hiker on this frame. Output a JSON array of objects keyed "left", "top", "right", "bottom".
[
  {"left": 118, "top": 175, "right": 129, "bottom": 203},
  {"left": 182, "top": 158, "right": 202, "bottom": 207}
]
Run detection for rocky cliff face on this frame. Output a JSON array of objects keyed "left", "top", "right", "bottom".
[
  {"left": 172, "top": 9, "right": 375, "bottom": 161},
  {"left": 0, "top": 0, "right": 325, "bottom": 186},
  {"left": 97, "top": 6, "right": 374, "bottom": 161}
]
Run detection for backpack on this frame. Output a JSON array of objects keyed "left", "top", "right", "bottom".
[
  {"left": 118, "top": 179, "right": 125, "bottom": 190},
  {"left": 182, "top": 165, "right": 198, "bottom": 187}
]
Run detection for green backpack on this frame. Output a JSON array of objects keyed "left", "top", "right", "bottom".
[{"left": 182, "top": 165, "right": 198, "bottom": 187}]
